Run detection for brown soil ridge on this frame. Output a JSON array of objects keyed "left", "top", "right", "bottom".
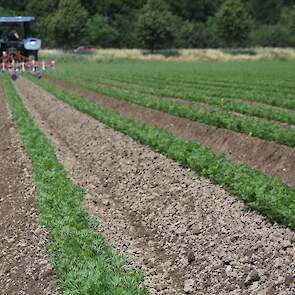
[
  {"left": 0, "top": 81, "right": 55, "bottom": 294},
  {"left": 15, "top": 78, "right": 295, "bottom": 295},
  {"left": 46, "top": 76, "right": 295, "bottom": 188}
]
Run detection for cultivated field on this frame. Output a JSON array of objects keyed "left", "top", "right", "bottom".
[{"left": 1, "top": 56, "right": 295, "bottom": 294}]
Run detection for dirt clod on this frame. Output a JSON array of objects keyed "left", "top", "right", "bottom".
[
  {"left": 183, "top": 279, "right": 195, "bottom": 293},
  {"left": 245, "top": 270, "right": 261, "bottom": 286}
]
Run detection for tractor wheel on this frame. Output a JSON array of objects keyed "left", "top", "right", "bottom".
[{"left": 11, "top": 73, "right": 18, "bottom": 81}]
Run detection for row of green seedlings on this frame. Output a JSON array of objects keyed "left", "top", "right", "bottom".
[
  {"left": 30, "top": 75, "right": 295, "bottom": 230},
  {"left": 3, "top": 74, "right": 147, "bottom": 295},
  {"left": 91, "top": 72, "right": 295, "bottom": 109},
  {"left": 61, "top": 72, "right": 295, "bottom": 125},
  {"left": 58, "top": 60, "right": 295, "bottom": 95},
  {"left": 58, "top": 63, "right": 295, "bottom": 109},
  {"left": 93, "top": 70, "right": 295, "bottom": 100},
  {"left": 135, "top": 74, "right": 295, "bottom": 95},
  {"left": 48, "top": 73, "right": 295, "bottom": 148},
  {"left": 112, "top": 73, "right": 295, "bottom": 105}
]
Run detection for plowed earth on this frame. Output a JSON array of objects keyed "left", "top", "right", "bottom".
[
  {"left": 0, "top": 82, "right": 55, "bottom": 294},
  {"left": 46, "top": 77, "right": 295, "bottom": 188},
  {"left": 15, "top": 78, "right": 295, "bottom": 294}
]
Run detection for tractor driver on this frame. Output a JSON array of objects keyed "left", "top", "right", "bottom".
[{"left": 8, "top": 25, "right": 20, "bottom": 41}]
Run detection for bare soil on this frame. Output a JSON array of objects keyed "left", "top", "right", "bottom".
[
  {"left": 0, "top": 82, "right": 55, "bottom": 294},
  {"left": 46, "top": 77, "right": 295, "bottom": 188},
  {"left": 15, "top": 78, "right": 295, "bottom": 295}
]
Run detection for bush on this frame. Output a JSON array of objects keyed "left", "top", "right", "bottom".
[
  {"left": 0, "top": 6, "right": 17, "bottom": 16},
  {"left": 85, "top": 14, "right": 118, "bottom": 47},
  {"left": 135, "top": 0, "right": 178, "bottom": 52},
  {"left": 46, "top": 0, "right": 88, "bottom": 49},
  {"left": 290, "top": 5, "right": 295, "bottom": 36},
  {"left": 216, "top": 0, "right": 252, "bottom": 47},
  {"left": 176, "top": 21, "right": 210, "bottom": 48},
  {"left": 250, "top": 24, "right": 294, "bottom": 47}
]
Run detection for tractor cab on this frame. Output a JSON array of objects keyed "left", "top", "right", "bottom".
[
  {"left": 0, "top": 16, "right": 41, "bottom": 61},
  {"left": 0, "top": 16, "right": 54, "bottom": 80}
]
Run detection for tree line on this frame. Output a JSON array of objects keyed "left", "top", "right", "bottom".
[{"left": 0, "top": 0, "right": 295, "bottom": 49}]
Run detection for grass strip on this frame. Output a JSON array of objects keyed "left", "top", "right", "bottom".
[
  {"left": 49, "top": 74, "right": 295, "bottom": 147},
  {"left": 30, "top": 75, "right": 295, "bottom": 229},
  {"left": 2, "top": 74, "right": 146, "bottom": 295}
]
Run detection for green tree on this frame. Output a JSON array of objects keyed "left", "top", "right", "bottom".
[
  {"left": 168, "top": 0, "right": 220, "bottom": 22},
  {"left": 46, "top": 0, "right": 88, "bottom": 48},
  {"left": 100, "top": 0, "right": 146, "bottom": 18},
  {"left": 176, "top": 21, "right": 210, "bottom": 48},
  {"left": 85, "top": 14, "right": 118, "bottom": 47},
  {"left": 112, "top": 14, "right": 138, "bottom": 47},
  {"left": 135, "top": 0, "right": 177, "bottom": 52},
  {"left": 80, "top": 0, "right": 99, "bottom": 14},
  {"left": 25, "top": 0, "right": 58, "bottom": 17},
  {"left": 290, "top": 5, "right": 295, "bottom": 32},
  {"left": 283, "top": 0, "right": 295, "bottom": 5},
  {"left": 0, "top": 0, "right": 25, "bottom": 12},
  {"left": 216, "top": 0, "right": 252, "bottom": 47},
  {"left": 249, "top": 0, "right": 281, "bottom": 24},
  {"left": 0, "top": 6, "right": 17, "bottom": 16},
  {"left": 250, "top": 24, "right": 292, "bottom": 47}
]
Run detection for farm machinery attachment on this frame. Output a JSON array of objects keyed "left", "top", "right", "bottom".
[{"left": 0, "top": 16, "right": 55, "bottom": 80}]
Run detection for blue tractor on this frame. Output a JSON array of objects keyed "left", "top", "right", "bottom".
[{"left": 0, "top": 16, "right": 54, "bottom": 79}]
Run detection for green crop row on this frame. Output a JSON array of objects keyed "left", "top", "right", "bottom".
[
  {"left": 48, "top": 74, "right": 295, "bottom": 147},
  {"left": 88, "top": 74, "right": 295, "bottom": 110},
  {"left": 66, "top": 73, "right": 295, "bottom": 126},
  {"left": 56, "top": 59, "right": 295, "bottom": 93},
  {"left": 53, "top": 60, "right": 295, "bottom": 109},
  {"left": 3, "top": 74, "right": 146, "bottom": 295},
  {"left": 30, "top": 75, "right": 295, "bottom": 229},
  {"left": 81, "top": 71, "right": 295, "bottom": 100}
]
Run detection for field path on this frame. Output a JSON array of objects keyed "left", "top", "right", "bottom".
[
  {"left": 0, "top": 81, "right": 55, "bottom": 294},
  {"left": 45, "top": 77, "right": 295, "bottom": 188},
  {"left": 15, "top": 78, "right": 295, "bottom": 295}
]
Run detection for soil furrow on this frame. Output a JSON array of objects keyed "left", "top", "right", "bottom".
[
  {"left": 15, "top": 78, "right": 295, "bottom": 295},
  {"left": 46, "top": 76, "right": 295, "bottom": 187},
  {"left": 0, "top": 81, "right": 55, "bottom": 295}
]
